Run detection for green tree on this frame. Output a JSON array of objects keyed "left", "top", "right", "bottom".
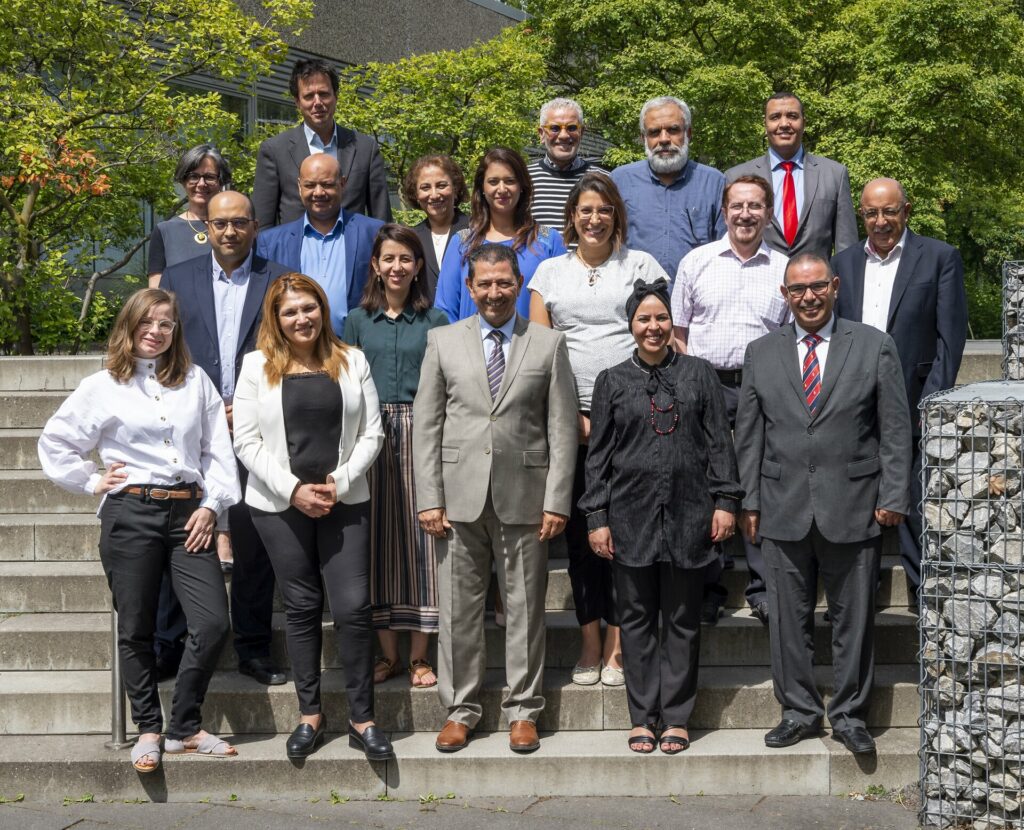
[
  {"left": 0, "top": 0, "right": 311, "bottom": 353},
  {"left": 332, "top": 26, "right": 548, "bottom": 215}
]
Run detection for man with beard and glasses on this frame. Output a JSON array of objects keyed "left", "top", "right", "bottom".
[
  {"left": 670, "top": 175, "right": 792, "bottom": 627},
  {"left": 610, "top": 96, "right": 726, "bottom": 280}
]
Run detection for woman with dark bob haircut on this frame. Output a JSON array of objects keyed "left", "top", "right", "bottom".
[
  {"left": 38, "top": 288, "right": 240, "bottom": 772},
  {"left": 403, "top": 155, "right": 469, "bottom": 302},
  {"left": 233, "top": 273, "right": 393, "bottom": 762},
  {"left": 343, "top": 225, "right": 449, "bottom": 688},
  {"left": 529, "top": 172, "right": 671, "bottom": 690},
  {"left": 434, "top": 147, "right": 565, "bottom": 321}
]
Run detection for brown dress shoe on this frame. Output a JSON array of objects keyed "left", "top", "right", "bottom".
[
  {"left": 435, "top": 720, "right": 473, "bottom": 753},
  {"left": 509, "top": 720, "right": 540, "bottom": 753}
]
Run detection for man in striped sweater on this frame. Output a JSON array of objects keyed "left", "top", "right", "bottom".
[{"left": 527, "top": 98, "right": 608, "bottom": 232}]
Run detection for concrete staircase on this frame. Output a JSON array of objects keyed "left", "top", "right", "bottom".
[{"left": 0, "top": 348, "right": 1003, "bottom": 802}]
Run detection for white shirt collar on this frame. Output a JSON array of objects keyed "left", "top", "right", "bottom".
[
  {"left": 794, "top": 314, "right": 836, "bottom": 344},
  {"left": 479, "top": 313, "right": 517, "bottom": 343},
  {"left": 864, "top": 229, "right": 908, "bottom": 263},
  {"left": 211, "top": 250, "right": 253, "bottom": 283}
]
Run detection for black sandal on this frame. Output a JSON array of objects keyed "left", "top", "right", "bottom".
[
  {"left": 628, "top": 724, "right": 658, "bottom": 754},
  {"left": 659, "top": 726, "right": 690, "bottom": 754}
]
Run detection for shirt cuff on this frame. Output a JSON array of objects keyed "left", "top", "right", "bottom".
[
  {"left": 200, "top": 494, "right": 224, "bottom": 516},
  {"left": 714, "top": 495, "right": 740, "bottom": 513},
  {"left": 585, "top": 509, "right": 609, "bottom": 532},
  {"left": 84, "top": 473, "right": 101, "bottom": 496}
]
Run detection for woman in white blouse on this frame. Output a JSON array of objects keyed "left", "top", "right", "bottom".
[
  {"left": 232, "top": 273, "right": 391, "bottom": 762},
  {"left": 38, "top": 288, "right": 240, "bottom": 773},
  {"left": 529, "top": 172, "right": 670, "bottom": 688}
]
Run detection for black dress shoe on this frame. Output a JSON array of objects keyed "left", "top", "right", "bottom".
[
  {"left": 700, "top": 586, "right": 727, "bottom": 626},
  {"left": 832, "top": 725, "right": 876, "bottom": 755},
  {"left": 764, "top": 719, "right": 822, "bottom": 748},
  {"left": 238, "top": 657, "right": 286, "bottom": 685},
  {"left": 751, "top": 600, "right": 769, "bottom": 626},
  {"left": 349, "top": 723, "right": 395, "bottom": 761},
  {"left": 286, "top": 715, "right": 326, "bottom": 759}
]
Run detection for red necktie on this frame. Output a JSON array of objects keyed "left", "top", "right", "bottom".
[
  {"left": 802, "top": 333, "right": 822, "bottom": 413},
  {"left": 781, "top": 161, "right": 798, "bottom": 247}
]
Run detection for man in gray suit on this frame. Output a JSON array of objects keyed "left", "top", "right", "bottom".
[
  {"left": 734, "top": 253, "right": 911, "bottom": 755},
  {"left": 726, "top": 93, "right": 857, "bottom": 259},
  {"left": 414, "top": 244, "right": 577, "bottom": 755},
  {"left": 252, "top": 58, "right": 391, "bottom": 228}
]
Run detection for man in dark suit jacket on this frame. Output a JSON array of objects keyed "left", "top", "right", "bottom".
[
  {"left": 252, "top": 58, "right": 391, "bottom": 228},
  {"left": 726, "top": 93, "right": 858, "bottom": 260},
  {"left": 161, "top": 190, "right": 291, "bottom": 686},
  {"left": 735, "top": 253, "right": 911, "bottom": 756},
  {"left": 833, "top": 177, "right": 968, "bottom": 599},
  {"left": 255, "top": 154, "right": 383, "bottom": 335}
]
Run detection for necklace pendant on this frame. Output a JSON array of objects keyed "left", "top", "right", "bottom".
[{"left": 193, "top": 231, "right": 208, "bottom": 244}]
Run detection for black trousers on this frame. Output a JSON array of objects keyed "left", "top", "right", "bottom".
[
  {"left": 98, "top": 491, "right": 229, "bottom": 739},
  {"left": 704, "top": 381, "right": 767, "bottom": 606},
  {"left": 251, "top": 501, "right": 374, "bottom": 721},
  {"left": 565, "top": 442, "right": 618, "bottom": 627},
  {"left": 154, "top": 462, "right": 275, "bottom": 664},
  {"left": 613, "top": 560, "right": 706, "bottom": 728}
]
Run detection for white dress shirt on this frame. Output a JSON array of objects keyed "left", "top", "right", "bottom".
[
  {"left": 303, "top": 123, "right": 338, "bottom": 160},
  {"left": 794, "top": 316, "right": 836, "bottom": 380},
  {"left": 211, "top": 251, "right": 252, "bottom": 401},
  {"left": 672, "top": 236, "right": 792, "bottom": 369},
  {"left": 860, "top": 230, "right": 907, "bottom": 332},
  {"left": 37, "top": 359, "right": 240, "bottom": 517}
]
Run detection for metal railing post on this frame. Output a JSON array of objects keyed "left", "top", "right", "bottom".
[{"left": 104, "top": 608, "right": 132, "bottom": 750}]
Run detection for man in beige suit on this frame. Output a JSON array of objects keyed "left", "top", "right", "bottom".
[{"left": 414, "top": 244, "right": 577, "bottom": 754}]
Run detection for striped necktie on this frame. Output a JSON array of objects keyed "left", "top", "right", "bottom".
[
  {"left": 486, "top": 329, "right": 505, "bottom": 400},
  {"left": 801, "top": 333, "right": 823, "bottom": 413}
]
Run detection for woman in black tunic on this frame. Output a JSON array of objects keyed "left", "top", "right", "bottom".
[{"left": 579, "top": 278, "right": 743, "bottom": 754}]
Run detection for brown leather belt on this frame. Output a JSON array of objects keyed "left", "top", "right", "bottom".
[{"left": 122, "top": 485, "right": 202, "bottom": 501}]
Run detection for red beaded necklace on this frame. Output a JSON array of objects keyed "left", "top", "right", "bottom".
[{"left": 649, "top": 395, "right": 679, "bottom": 435}]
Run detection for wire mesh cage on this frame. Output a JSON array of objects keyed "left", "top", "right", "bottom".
[
  {"left": 920, "top": 381, "right": 1024, "bottom": 828},
  {"left": 1004, "top": 262, "right": 1023, "bottom": 381}
]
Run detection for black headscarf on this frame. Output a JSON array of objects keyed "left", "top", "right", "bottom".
[{"left": 626, "top": 278, "right": 676, "bottom": 397}]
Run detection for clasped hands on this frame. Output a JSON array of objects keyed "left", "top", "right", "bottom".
[{"left": 291, "top": 481, "right": 337, "bottom": 518}]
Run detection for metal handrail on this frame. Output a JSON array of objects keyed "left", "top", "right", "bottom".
[{"left": 103, "top": 608, "right": 133, "bottom": 750}]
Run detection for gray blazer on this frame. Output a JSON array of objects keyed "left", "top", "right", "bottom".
[
  {"left": 252, "top": 123, "right": 392, "bottom": 228},
  {"left": 734, "top": 317, "right": 912, "bottom": 544},
  {"left": 413, "top": 314, "right": 578, "bottom": 525},
  {"left": 725, "top": 152, "right": 858, "bottom": 259}
]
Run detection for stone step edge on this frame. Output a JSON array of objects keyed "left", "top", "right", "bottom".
[{"left": 0, "top": 728, "right": 919, "bottom": 799}]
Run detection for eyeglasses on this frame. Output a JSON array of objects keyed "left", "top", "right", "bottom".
[
  {"left": 727, "top": 201, "right": 767, "bottom": 213},
  {"left": 542, "top": 123, "right": 580, "bottom": 136},
  {"left": 137, "top": 318, "right": 177, "bottom": 334},
  {"left": 576, "top": 206, "right": 615, "bottom": 219},
  {"left": 860, "top": 207, "right": 904, "bottom": 221},
  {"left": 207, "top": 218, "right": 254, "bottom": 231},
  {"left": 184, "top": 173, "right": 220, "bottom": 185},
  {"left": 783, "top": 281, "right": 832, "bottom": 298}
]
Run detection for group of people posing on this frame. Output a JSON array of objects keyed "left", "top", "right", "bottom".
[{"left": 38, "top": 57, "right": 968, "bottom": 772}]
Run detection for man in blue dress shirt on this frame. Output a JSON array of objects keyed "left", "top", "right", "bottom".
[
  {"left": 256, "top": 154, "right": 383, "bottom": 334},
  {"left": 610, "top": 96, "right": 727, "bottom": 280}
]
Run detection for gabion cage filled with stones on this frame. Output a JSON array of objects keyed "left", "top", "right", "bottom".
[
  {"left": 1004, "top": 261, "right": 1023, "bottom": 381},
  {"left": 920, "top": 381, "right": 1024, "bottom": 829}
]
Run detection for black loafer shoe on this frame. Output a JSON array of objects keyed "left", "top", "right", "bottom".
[
  {"left": 700, "top": 587, "right": 727, "bottom": 626},
  {"left": 764, "top": 718, "right": 822, "bottom": 748},
  {"left": 286, "top": 715, "right": 326, "bottom": 759},
  {"left": 751, "top": 600, "right": 769, "bottom": 626},
  {"left": 832, "top": 725, "right": 876, "bottom": 755},
  {"left": 238, "top": 657, "right": 286, "bottom": 686},
  {"left": 349, "top": 723, "right": 395, "bottom": 761}
]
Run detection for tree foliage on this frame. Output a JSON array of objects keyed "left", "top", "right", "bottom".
[{"left": 0, "top": 0, "right": 311, "bottom": 353}]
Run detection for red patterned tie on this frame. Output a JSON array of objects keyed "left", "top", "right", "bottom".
[
  {"left": 781, "top": 161, "right": 798, "bottom": 247},
  {"left": 802, "top": 333, "right": 822, "bottom": 413}
]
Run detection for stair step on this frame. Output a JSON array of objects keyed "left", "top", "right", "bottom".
[
  {"left": 0, "top": 428, "right": 42, "bottom": 470},
  {"left": 0, "top": 663, "right": 919, "bottom": 736},
  {"left": 0, "top": 728, "right": 918, "bottom": 800},
  {"left": 0, "top": 470, "right": 96, "bottom": 513},
  {"left": 0, "top": 391, "right": 70, "bottom": 429},
  {"left": 0, "top": 356, "right": 104, "bottom": 392},
  {"left": 0, "top": 514, "right": 101, "bottom": 562}
]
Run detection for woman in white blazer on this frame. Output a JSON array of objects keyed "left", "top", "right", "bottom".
[{"left": 232, "top": 273, "right": 392, "bottom": 762}]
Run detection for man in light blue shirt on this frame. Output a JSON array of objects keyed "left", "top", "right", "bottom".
[
  {"left": 256, "top": 154, "right": 383, "bottom": 335},
  {"left": 610, "top": 96, "right": 727, "bottom": 280}
]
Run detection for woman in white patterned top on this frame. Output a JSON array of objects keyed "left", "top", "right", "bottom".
[{"left": 529, "top": 172, "right": 669, "bottom": 688}]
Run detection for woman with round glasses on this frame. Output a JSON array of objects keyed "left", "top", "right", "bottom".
[
  {"left": 38, "top": 288, "right": 241, "bottom": 773},
  {"left": 148, "top": 144, "right": 232, "bottom": 287},
  {"left": 434, "top": 147, "right": 565, "bottom": 322},
  {"left": 529, "top": 172, "right": 669, "bottom": 689}
]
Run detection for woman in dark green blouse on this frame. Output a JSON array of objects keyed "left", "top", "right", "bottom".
[{"left": 342, "top": 225, "right": 449, "bottom": 688}]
